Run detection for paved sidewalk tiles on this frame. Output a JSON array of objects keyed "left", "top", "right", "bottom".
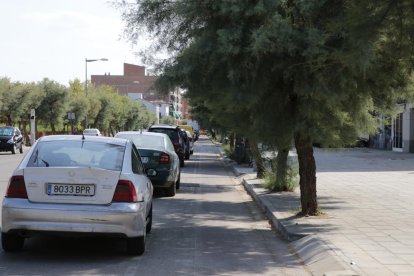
[{"left": 225, "top": 147, "right": 414, "bottom": 276}]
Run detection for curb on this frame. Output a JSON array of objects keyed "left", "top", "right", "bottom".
[
  {"left": 241, "top": 178, "right": 306, "bottom": 242},
  {"left": 241, "top": 177, "right": 358, "bottom": 276},
  {"left": 221, "top": 153, "right": 358, "bottom": 275}
]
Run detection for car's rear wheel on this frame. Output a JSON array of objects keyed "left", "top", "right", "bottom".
[
  {"left": 146, "top": 205, "right": 152, "bottom": 234},
  {"left": 2, "top": 232, "right": 24, "bottom": 252},
  {"left": 176, "top": 172, "right": 181, "bottom": 190},
  {"left": 126, "top": 236, "right": 145, "bottom": 256},
  {"left": 166, "top": 181, "right": 176, "bottom": 197}
]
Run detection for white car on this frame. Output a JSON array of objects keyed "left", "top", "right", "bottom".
[
  {"left": 2, "top": 135, "right": 153, "bottom": 255},
  {"left": 83, "top": 128, "right": 102, "bottom": 136}
]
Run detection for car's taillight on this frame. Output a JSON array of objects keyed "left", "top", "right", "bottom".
[
  {"left": 112, "top": 180, "right": 137, "bottom": 203},
  {"left": 6, "top": 175, "right": 28, "bottom": 199},
  {"left": 159, "top": 152, "right": 171, "bottom": 164}
]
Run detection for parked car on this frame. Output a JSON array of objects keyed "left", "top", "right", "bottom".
[
  {"left": 178, "top": 125, "right": 195, "bottom": 139},
  {"left": 83, "top": 128, "right": 102, "bottom": 136},
  {"left": 148, "top": 125, "right": 186, "bottom": 167},
  {"left": 115, "top": 131, "right": 181, "bottom": 196},
  {"left": 0, "top": 126, "right": 24, "bottom": 154},
  {"left": 185, "top": 130, "right": 194, "bottom": 155},
  {"left": 180, "top": 130, "right": 191, "bottom": 160},
  {"left": 2, "top": 135, "right": 153, "bottom": 255}
]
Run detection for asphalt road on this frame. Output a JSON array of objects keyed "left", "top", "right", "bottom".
[{"left": 0, "top": 137, "right": 309, "bottom": 275}]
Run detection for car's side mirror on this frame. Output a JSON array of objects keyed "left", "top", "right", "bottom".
[{"left": 146, "top": 169, "right": 157, "bottom": 176}]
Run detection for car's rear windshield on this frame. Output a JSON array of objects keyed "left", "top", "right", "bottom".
[
  {"left": 116, "top": 134, "right": 165, "bottom": 150},
  {"left": 149, "top": 129, "right": 179, "bottom": 143},
  {"left": 27, "top": 140, "right": 125, "bottom": 171},
  {"left": 0, "top": 127, "right": 13, "bottom": 136}
]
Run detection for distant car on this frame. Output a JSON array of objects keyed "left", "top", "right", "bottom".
[
  {"left": 115, "top": 131, "right": 181, "bottom": 196},
  {"left": 178, "top": 125, "right": 194, "bottom": 139},
  {"left": 180, "top": 130, "right": 191, "bottom": 160},
  {"left": 0, "top": 126, "right": 24, "bottom": 154},
  {"left": 2, "top": 135, "right": 153, "bottom": 255},
  {"left": 148, "top": 125, "right": 185, "bottom": 167},
  {"left": 83, "top": 128, "right": 102, "bottom": 136},
  {"left": 185, "top": 130, "right": 194, "bottom": 155}
]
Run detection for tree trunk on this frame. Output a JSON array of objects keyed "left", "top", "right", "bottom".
[
  {"left": 51, "top": 124, "right": 56, "bottom": 134},
  {"left": 294, "top": 131, "right": 318, "bottom": 216},
  {"left": 249, "top": 139, "right": 266, "bottom": 178},
  {"left": 229, "top": 133, "right": 235, "bottom": 152},
  {"left": 274, "top": 147, "right": 289, "bottom": 191}
]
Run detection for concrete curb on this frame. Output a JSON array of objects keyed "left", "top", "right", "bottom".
[
  {"left": 241, "top": 177, "right": 358, "bottom": 275},
  {"left": 220, "top": 153, "right": 358, "bottom": 275},
  {"left": 241, "top": 178, "right": 305, "bottom": 241}
]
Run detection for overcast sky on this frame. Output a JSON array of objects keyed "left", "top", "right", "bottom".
[{"left": 0, "top": 0, "right": 145, "bottom": 85}]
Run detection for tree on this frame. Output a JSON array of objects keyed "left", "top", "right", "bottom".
[
  {"left": 67, "top": 79, "right": 88, "bottom": 130},
  {"left": 119, "top": 0, "right": 414, "bottom": 215},
  {"left": 36, "top": 78, "right": 68, "bottom": 133}
]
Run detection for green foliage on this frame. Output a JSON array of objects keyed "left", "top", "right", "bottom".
[
  {"left": 0, "top": 77, "right": 157, "bottom": 135},
  {"left": 264, "top": 162, "right": 299, "bottom": 192},
  {"left": 160, "top": 115, "right": 175, "bottom": 125},
  {"left": 36, "top": 78, "right": 68, "bottom": 133},
  {"left": 222, "top": 143, "right": 236, "bottom": 161}
]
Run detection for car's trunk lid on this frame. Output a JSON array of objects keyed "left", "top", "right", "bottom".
[{"left": 24, "top": 167, "right": 121, "bottom": 205}]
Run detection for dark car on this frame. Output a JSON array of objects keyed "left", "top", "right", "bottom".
[
  {"left": 148, "top": 125, "right": 185, "bottom": 167},
  {"left": 180, "top": 130, "right": 191, "bottom": 160},
  {"left": 115, "top": 131, "right": 181, "bottom": 196},
  {"left": 0, "top": 126, "right": 24, "bottom": 154}
]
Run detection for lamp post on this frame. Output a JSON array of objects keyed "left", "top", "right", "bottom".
[{"left": 84, "top": 58, "right": 108, "bottom": 129}]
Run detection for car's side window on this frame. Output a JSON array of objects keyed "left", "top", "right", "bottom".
[{"left": 131, "top": 144, "right": 144, "bottom": 175}]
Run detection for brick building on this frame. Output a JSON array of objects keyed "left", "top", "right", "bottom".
[
  {"left": 91, "top": 63, "right": 165, "bottom": 102},
  {"left": 91, "top": 63, "right": 183, "bottom": 120}
]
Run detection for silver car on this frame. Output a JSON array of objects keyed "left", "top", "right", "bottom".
[{"left": 2, "top": 135, "right": 153, "bottom": 255}]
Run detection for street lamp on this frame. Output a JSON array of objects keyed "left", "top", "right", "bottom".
[{"left": 84, "top": 58, "right": 108, "bottom": 129}]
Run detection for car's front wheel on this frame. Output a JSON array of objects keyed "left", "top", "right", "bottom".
[
  {"left": 166, "top": 181, "right": 176, "bottom": 197},
  {"left": 126, "top": 236, "right": 145, "bottom": 256},
  {"left": 2, "top": 232, "right": 24, "bottom": 252}
]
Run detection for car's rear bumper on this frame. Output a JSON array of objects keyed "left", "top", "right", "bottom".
[{"left": 2, "top": 198, "right": 147, "bottom": 238}]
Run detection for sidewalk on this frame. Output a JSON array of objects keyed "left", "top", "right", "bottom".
[{"left": 224, "top": 147, "right": 414, "bottom": 276}]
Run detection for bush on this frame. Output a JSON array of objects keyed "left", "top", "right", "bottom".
[
  {"left": 264, "top": 159, "right": 299, "bottom": 192},
  {"left": 222, "top": 144, "right": 236, "bottom": 160}
]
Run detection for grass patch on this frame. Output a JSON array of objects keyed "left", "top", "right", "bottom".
[
  {"left": 222, "top": 144, "right": 236, "bottom": 160},
  {"left": 263, "top": 162, "right": 299, "bottom": 192}
]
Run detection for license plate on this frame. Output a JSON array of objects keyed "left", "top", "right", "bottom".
[
  {"left": 47, "top": 184, "right": 95, "bottom": 196},
  {"left": 141, "top": 157, "right": 149, "bottom": 163}
]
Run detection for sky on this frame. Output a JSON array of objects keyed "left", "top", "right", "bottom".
[{"left": 0, "top": 0, "right": 146, "bottom": 85}]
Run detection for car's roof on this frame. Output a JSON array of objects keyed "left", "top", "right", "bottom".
[
  {"left": 84, "top": 128, "right": 100, "bottom": 132},
  {"left": 38, "top": 135, "right": 127, "bottom": 146},
  {"left": 149, "top": 124, "right": 179, "bottom": 130},
  {"left": 116, "top": 131, "right": 167, "bottom": 138}
]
